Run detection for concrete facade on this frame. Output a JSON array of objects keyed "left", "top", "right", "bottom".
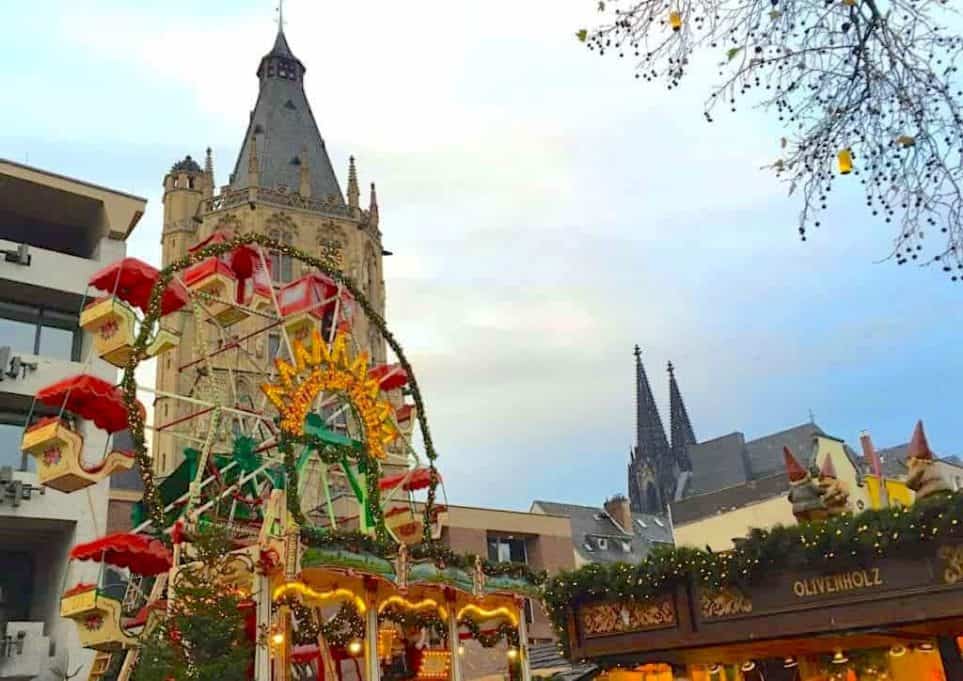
[{"left": 0, "top": 159, "right": 145, "bottom": 681}]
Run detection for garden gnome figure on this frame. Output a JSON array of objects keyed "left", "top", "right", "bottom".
[
  {"left": 817, "top": 456, "right": 850, "bottom": 515},
  {"left": 785, "top": 446, "right": 827, "bottom": 522},
  {"left": 905, "top": 420, "right": 951, "bottom": 501}
]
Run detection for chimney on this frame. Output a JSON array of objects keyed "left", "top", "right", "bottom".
[
  {"left": 860, "top": 429, "right": 888, "bottom": 508},
  {"left": 604, "top": 495, "right": 633, "bottom": 534}
]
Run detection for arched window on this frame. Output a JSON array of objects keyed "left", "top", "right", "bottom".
[
  {"left": 645, "top": 483, "right": 659, "bottom": 513},
  {"left": 268, "top": 228, "right": 294, "bottom": 283},
  {"left": 364, "top": 244, "right": 379, "bottom": 308}
]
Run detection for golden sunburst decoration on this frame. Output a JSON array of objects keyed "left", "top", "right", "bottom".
[{"left": 261, "top": 328, "right": 398, "bottom": 459}]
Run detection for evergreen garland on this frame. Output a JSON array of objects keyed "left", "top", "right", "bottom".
[{"left": 543, "top": 492, "right": 963, "bottom": 657}]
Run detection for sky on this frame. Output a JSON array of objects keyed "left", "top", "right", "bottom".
[{"left": 3, "top": 0, "right": 961, "bottom": 511}]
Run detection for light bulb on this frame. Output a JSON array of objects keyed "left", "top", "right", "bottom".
[
  {"left": 348, "top": 640, "right": 363, "bottom": 656},
  {"left": 740, "top": 660, "right": 756, "bottom": 672},
  {"left": 271, "top": 631, "right": 285, "bottom": 645},
  {"left": 831, "top": 649, "right": 849, "bottom": 664},
  {"left": 889, "top": 644, "right": 907, "bottom": 657},
  {"left": 457, "top": 644, "right": 465, "bottom": 656},
  {"left": 507, "top": 648, "right": 518, "bottom": 660},
  {"left": 783, "top": 657, "right": 798, "bottom": 668},
  {"left": 918, "top": 642, "right": 935, "bottom": 653}
]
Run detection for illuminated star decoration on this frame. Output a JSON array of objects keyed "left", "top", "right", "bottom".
[{"left": 261, "top": 329, "right": 398, "bottom": 460}]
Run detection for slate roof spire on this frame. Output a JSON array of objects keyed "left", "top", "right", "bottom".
[
  {"left": 228, "top": 19, "right": 345, "bottom": 205},
  {"left": 668, "top": 361, "right": 695, "bottom": 472},
  {"left": 633, "top": 345, "right": 669, "bottom": 463}
]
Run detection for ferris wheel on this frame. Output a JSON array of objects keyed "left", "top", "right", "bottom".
[{"left": 24, "top": 231, "right": 446, "bottom": 545}]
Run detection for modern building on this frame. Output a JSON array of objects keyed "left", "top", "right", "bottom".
[{"left": 0, "top": 159, "right": 145, "bottom": 681}]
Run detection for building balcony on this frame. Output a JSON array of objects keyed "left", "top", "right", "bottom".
[{"left": 0, "top": 622, "right": 52, "bottom": 681}]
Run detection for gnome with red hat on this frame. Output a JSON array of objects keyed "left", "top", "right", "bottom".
[
  {"left": 905, "top": 421, "right": 951, "bottom": 502},
  {"left": 816, "top": 456, "right": 850, "bottom": 515},
  {"left": 784, "top": 446, "right": 828, "bottom": 522}
]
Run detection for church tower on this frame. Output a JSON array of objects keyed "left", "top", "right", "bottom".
[
  {"left": 628, "top": 346, "right": 671, "bottom": 514},
  {"left": 154, "top": 23, "right": 387, "bottom": 476},
  {"left": 668, "top": 362, "right": 695, "bottom": 475}
]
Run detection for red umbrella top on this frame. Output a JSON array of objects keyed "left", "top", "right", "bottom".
[
  {"left": 88, "top": 257, "right": 188, "bottom": 316},
  {"left": 369, "top": 363, "right": 409, "bottom": 392},
  {"left": 70, "top": 532, "right": 172, "bottom": 576},
  {"left": 36, "top": 374, "right": 144, "bottom": 434},
  {"left": 379, "top": 466, "right": 438, "bottom": 492}
]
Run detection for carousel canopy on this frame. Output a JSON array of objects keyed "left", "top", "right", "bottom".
[
  {"left": 89, "top": 257, "right": 188, "bottom": 316},
  {"left": 70, "top": 532, "right": 172, "bottom": 576},
  {"left": 36, "top": 374, "right": 144, "bottom": 434},
  {"left": 379, "top": 466, "right": 437, "bottom": 492}
]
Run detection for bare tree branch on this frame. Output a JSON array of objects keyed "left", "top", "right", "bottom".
[{"left": 581, "top": 0, "right": 963, "bottom": 279}]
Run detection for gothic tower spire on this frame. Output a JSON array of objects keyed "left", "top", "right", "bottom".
[
  {"left": 668, "top": 361, "right": 695, "bottom": 472},
  {"left": 628, "top": 345, "right": 671, "bottom": 514}
]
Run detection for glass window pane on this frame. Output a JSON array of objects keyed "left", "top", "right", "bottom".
[
  {"left": 39, "top": 326, "right": 75, "bottom": 360},
  {"left": 0, "top": 421, "right": 28, "bottom": 471},
  {"left": 0, "top": 317, "right": 37, "bottom": 355},
  {"left": 487, "top": 538, "right": 499, "bottom": 563},
  {"left": 509, "top": 538, "right": 526, "bottom": 563}
]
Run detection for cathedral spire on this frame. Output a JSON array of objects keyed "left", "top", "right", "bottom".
[
  {"left": 634, "top": 345, "right": 669, "bottom": 460},
  {"left": 668, "top": 361, "right": 695, "bottom": 472},
  {"left": 369, "top": 182, "right": 380, "bottom": 230}
]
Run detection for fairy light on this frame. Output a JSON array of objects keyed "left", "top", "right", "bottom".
[{"left": 348, "top": 639, "right": 363, "bottom": 656}]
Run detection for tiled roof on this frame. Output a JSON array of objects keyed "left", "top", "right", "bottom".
[
  {"left": 229, "top": 31, "right": 344, "bottom": 204},
  {"left": 531, "top": 501, "right": 672, "bottom": 565},
  {"left": 744, "top": 423, "right": 824, "bottom": 478},
  {"left": 684, "top": 432, "right": 749, "bottom": 496},
  {"left": 671, "top": 472, "right": 787, "bottom": 526}
]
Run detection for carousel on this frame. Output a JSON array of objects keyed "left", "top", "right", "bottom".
[{"left": 22, "top": 233, "right": 543, "bottom": 681}]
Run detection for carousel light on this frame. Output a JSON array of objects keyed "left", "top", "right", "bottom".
[
  {"left": 837, "top": 149, "right": 853, "bottom": 175},
  {"left": 271, "top": 631, "right": 285, "bottom": 646},
  {"left": 889, "top": 644, "right": 907, "bottom": 657},
  {"left": 507, "top": 648, "right": 519, "bottom": 660},
  {"left": 783, "top": 657, "right": 798, "bottom": 668},
  {"left": 917, "top": 642, "right": 935, "bottom": 653},
  {"left": 707, "top": 663, "right": 722, "bottom": 675},
  {"left": 831, "top": 650, "right": 849, "bottom": 664},
  {"left": 669, "top": 11, "right": 682, "bottom": 31},
  {"left": 348, "top": 640, "right": 363, "bottom": 656},
  {"left": 458, "top": 644, "right": 466, "bottom": 656},
  {"left": 740, "top": 660, "right": 756, "bottom": 672}
]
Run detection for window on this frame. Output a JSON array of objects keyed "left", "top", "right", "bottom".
[
  {"left": 0, "top": 552, "right": 34, "bottom": 620},
  {"left": 268, "top": 229, "right": 294, "bottom": 283},
  {"left": 0, "top": 301, "right": 81, "bottom": 361},
  {"left": 635, "top": 518, "right": 648, "bottom": 530},
  {"left": 653, "top": 517, "right": 665, "bottom": 528},
  {"left": 597, "top": 537, "right": 608, "bottom": 551},
  {"left": 487, "top": 535, "right": 527, "bottom": 564},
  {"left": 583, "top": 541, "right": 595, "bottom": 553},
  {"left": 621, "top": 541, "right": 632, "bottom": 553},
  {"left": 268, "top": 333, "right": 281, "bottom": 361}
]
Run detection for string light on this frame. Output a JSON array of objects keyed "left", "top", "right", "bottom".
[{"left": 348, "top": 639, "right": 363, "bottom": 656}]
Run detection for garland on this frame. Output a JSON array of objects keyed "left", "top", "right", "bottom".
[
  {"left": 298, "top": 528, "right": 546, "bottom": 586},
  {"left": 118, "top": 233, "right": 441, "bottom": 539},
  {"left": 275, "top": 597, "right": 365, "bottom": 648},
  {"left": 379, "top": 605, "right": 447, "bottom": 641},
  {"left": 543, "top": 492, "right": 963, "bottom": 657},
  {"left": 458, "top": 618, "right": 519, "bottom": 648}
]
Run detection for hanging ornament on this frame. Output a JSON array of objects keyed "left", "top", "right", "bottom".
[
  {"left": 896, "top": 135, "right": 916, "bottom": 148},
  {"left": 669, "top": 11, "right": 683, "bottom": 31},
  {"left": 837, "top": 148, "right": 853, "bottom": 175}
]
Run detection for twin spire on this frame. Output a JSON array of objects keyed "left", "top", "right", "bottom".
[{"left": 629, "top": 346, "right": 696, "bottom": 512}]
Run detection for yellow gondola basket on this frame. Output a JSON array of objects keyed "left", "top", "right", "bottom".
[
  {"left": 21, "top": 418, "right": 134, "bottom": 493},
  {"left": 80, "top": 296, "right": 138, "bottom": 368},
  {"left": 60, "top": 584, "right": 139, "bottom": 652}
]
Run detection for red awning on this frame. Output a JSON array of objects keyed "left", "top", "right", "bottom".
[
  {"left": 395, "top": 404, "right": 413, "bottom": 422},
  {"left": 379, "top": 467, "right": 438, "bottom": 492},
  {"left": 189, "top": 231, "right": 267, "bottom": 279},
  {"left": 188, "top": 230, "right": 235, "bottom": 254},
  {"left": 88, "top": 257, "right": 188, "bottom": 316},
  {"left": 369, "top": 364, "right": 409, "bottom": 391},
  {"left": 183, "top": 256, "right": 236, "bottom": 287},
  {"left": 36, "top": 374, "right": 144, "bottom": 434},
  {"left": 70, "top": 532, "right": 172, "bottom": 576}
]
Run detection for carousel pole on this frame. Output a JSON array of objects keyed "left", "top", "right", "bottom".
[
  {"left": 254, "top": 572, "right": 272, "bottom": 681},
  {"left": 445, "top": 591, "right": 463, "bottom": 681},
  {"left": 517, "top": 600, "right": 532, "bottom": 681},
  {"left": 364, "top": 578, "right": 381, "bottom": 681}
]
